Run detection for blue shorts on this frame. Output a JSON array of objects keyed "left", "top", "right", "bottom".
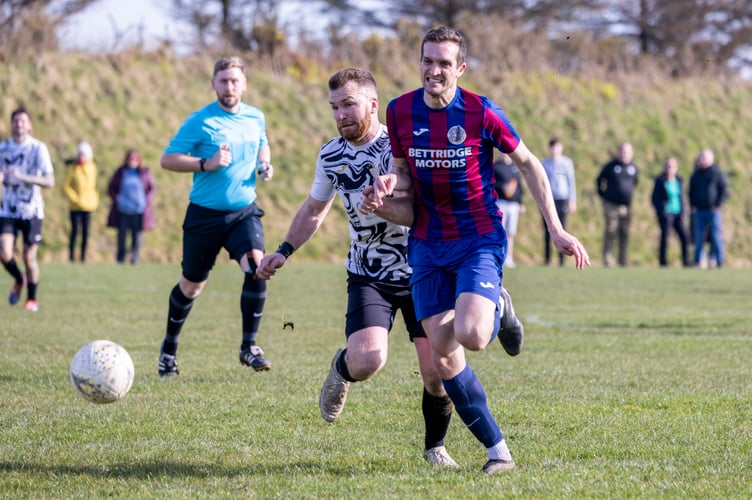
[
  {"left": 181, "top": 202, "right": 265, "bottom": 282},
  {"left": 409, "top": 234, "right": 506, "bottom": 321}
]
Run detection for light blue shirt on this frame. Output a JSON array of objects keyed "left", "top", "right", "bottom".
[
  {"left": 117, "top": 168, "right": 146, "bottom": 214},
  {"left": 164, "top": 101, "right": 268, "bottom": 211},
  {"left": 542, "top": 155, "right": 577, "bottom": 203}
]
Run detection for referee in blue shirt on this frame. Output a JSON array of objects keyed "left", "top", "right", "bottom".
[{"left": 157, "top": 56, "right": 275, "bottom": 376}]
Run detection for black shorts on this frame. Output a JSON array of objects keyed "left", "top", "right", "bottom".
[
  {"left": 0, "top": 217, "right": 43, "bottom": 245},
  {"left": 345, "top": 272, "right": 426, "bottom": 341},
  {"left": 181, "top": 202, "right": 265, "bottom": 282}
]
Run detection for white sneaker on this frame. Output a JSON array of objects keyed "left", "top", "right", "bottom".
[{"left": 425, "top": 446, "right": 459, "bottom": 468}]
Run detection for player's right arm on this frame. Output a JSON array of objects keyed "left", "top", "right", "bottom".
[
  {"left": 360, "top": 157, "right": 412, "bottom": 214},
  {"left": 161, "top": 144, "right": 231, "bottom": 173},
  {"left": 256, "top": 195, "right": 335, "bottom": 279}
]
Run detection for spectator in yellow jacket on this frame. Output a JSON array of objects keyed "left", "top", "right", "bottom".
[{"left": 62, "top": 142, "right": 99, "bottom": 262}]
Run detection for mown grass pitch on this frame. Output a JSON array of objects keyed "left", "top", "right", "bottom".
[{"left": 1, "top": 262, "right": 750, "bottom": 498}]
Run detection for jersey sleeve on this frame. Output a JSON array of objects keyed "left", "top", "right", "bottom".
[
  {"left": 481, "top": 98, "right": 520, "bottom": 154},
  {"left": 163, "top": 112, "right": 202, "bottom": 156},
  {"left": 35, "top": 142, "right": 54, "bottom": 175},
  {"left": 386, "top": 100, "right": 406, "bottom": 160},
  {"left": 309, "top": 155, "right": 336, "bottom": 202}
]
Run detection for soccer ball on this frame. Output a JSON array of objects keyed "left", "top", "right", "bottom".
[{"left": 70, "top": 340, "right": 135, "bottom": 404}]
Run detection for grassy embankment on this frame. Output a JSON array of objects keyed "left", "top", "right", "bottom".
[{"left": 1, "top": 51, "right": 750, "bottom": 266}]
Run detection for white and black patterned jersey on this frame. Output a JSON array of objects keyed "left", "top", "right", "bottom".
[
  {"left": 311, "top": 124, "right": 411, "bottom": 283},
  {"left": 0, "top": 136, "right": 54, "bottom": 219}
]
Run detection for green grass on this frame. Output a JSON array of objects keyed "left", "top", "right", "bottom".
[{"left": 1, "top": 263, "right": 750, "bottom": 498}]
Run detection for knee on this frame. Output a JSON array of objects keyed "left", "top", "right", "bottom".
[
  {"left": 454, "top": 326, "right": 489, "bottom": 352},
  {"left": 179, "top": 278, "right": 205, "bottom": 299},
  {"left": 347, "top": 349, "right": 387, "bottom": 381}
]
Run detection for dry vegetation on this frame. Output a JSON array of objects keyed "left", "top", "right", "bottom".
[{"left": 1, "top": 36, "right": 750, "bottom": 267}]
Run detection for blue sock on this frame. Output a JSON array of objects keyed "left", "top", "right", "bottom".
[{"left": 442, "top": 364, "right": 503, "bottom": 448}]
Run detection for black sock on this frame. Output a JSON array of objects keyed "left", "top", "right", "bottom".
[
  {"left": 2, "top": 259, "right": 23, "bottom": 284},
  {"left": 423, "top": 388, "right": 453, "bottom": 450},
  {"left": 162, "top": 284, "right": 194, "bottom": 356},
  {"left": 240, "top": 272, "right": 266, "bottom": 350},
  {"left": 335, "top": 348, "right": 356, "bottom": 382},
  {"left": 27, "top": 281, "right": 37, "bottom": 301}
]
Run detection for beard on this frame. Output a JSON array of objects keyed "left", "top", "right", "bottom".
[
  {"left": 338, "top": 113, "right": 371, "bottom": 143},
  {"left": 218, "top": 93, "right": 240, "bottom": 109}
]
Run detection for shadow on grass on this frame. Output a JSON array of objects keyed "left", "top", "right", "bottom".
[{"left": 0, "top": 458, "right": 406, "bottom": 478}]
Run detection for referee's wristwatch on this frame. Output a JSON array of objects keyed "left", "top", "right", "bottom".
[{"left": 199, "top": 158, "right": 207, "bottom": 171}]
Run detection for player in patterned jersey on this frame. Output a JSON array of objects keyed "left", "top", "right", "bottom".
[
  {"left": 0, "top": 107, "right": 55, "bottom": 312},
  {"left": 256, "top": 67, "right": 458, "bottom": 467},
  {"left": 157, "top": 56, "right": 275, "bottom": 376},
  {"left": 362, "top": 26, "right": 590, "bottom": 475}
]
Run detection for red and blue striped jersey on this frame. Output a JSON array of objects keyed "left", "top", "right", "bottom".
[{"left": 387, "top": 87, "right": 520, "bottom": 241}]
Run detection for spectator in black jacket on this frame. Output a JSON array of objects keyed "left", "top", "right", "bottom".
[
  {"left": 651, "top": 157, "right": 690, "bottom": 267},
  {"left": 689, "top": 149, "right": 728, "bottom": 268},
  {"left": 493, "top": 153, "right": 524, "bottom": 268},
  {"left": 596, "top": 142, "right": 638, "bottom": 267}
]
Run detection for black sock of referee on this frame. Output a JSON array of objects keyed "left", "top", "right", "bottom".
[
  {"left": 423, "top": 388, "right": 453, "bottom": 451},
  {"left": 161, "top": 284, "right": 194, "bottom": 356},
  {"left": 240, "top": 271, "right": 266, "bottom": 351},
  {"left": 2, "top": 259, "right": 24, "bottom": 284}
]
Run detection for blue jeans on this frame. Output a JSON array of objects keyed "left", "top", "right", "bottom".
[{"left": 692, "top": 210, "right": 724, "bottom": 267}]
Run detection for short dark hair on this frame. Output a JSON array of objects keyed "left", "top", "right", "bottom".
[
  {"left": 421, "top": 26, "right": 467, "bottom": 66},
  {"left": 213, "top": 56, "right": 245, "bottom": 76},
  {"left": 549, "top": 137, "right": 561, "bottom": 147},
  {"left": 328, "top": 67, "right": 377, "bottom": 93},
  {"left": 11, "top": 107, "right": 30, "bottom": 122}
]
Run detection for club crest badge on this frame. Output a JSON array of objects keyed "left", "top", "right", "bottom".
[{"left": 447, "top": 125, "right": 467, "bottom": 145}]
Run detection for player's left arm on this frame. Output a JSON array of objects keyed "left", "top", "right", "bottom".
[
  {"left": 9, "top": 145, "right": 55, "bottom": 188},
  {"left": 510, "top": 140, "right": 590, "bottom": 268},
  {"left": 9, "top": 168, "right": 54, "bottom": 188},
  {"left": 257, "top": 144, "right": 273, "bottom": 182}
]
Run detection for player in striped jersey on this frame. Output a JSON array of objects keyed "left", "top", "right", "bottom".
[
  {"left": 362, "top": 26, "right": 590, "bottom": 475},
  {"left": 257, "top": 68, "right": 458, "bottom": 467}
]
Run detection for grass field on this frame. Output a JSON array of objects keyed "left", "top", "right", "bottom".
[{"left": 1, "top": 262, "right": 750, "bottom": 498}]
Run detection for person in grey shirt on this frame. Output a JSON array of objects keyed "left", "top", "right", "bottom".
[{"left": 541, "top": 137, "right": 577, "bottom": 266}]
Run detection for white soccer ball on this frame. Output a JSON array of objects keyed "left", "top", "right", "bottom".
[{"left": 70, "top": 340, "right": 135, "bottom": 404}]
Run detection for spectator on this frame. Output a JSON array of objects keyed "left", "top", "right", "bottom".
[
  {"left": 0, "top": 107, "right": 55, "bottom": 312},
  {"left": 106, "top": 149, "right": 156, "bottom": 265},
  {"left": 541, "top": 137, "right": 577, "bottom": 266},
  {"left": 492, "top": 153, "right": 524, "bottom": 267},
  {"left": 62, "top": 141, "right": 99, "bottom": 263},
  {"left": 596, "top": 142, "right": 638, "bottom": 267},
  {"left": 651, "top": 157, "right": 690, "bottom": 267},
  {"left": 688, "top": 149, "right": 728, "bottom": 268}
]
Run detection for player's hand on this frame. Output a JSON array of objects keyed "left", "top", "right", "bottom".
[
  {"left": 359, "top": 174, "right": 397, "bottom": 214},
  {"left": 374, "top": 173, "right": 397, "bottom": 199},
  {"left": 553, "top": 231, "right": 591, "bottom": 269},
  {"left": 256, "top": 253, "right": 286, "bottom": 280},
  {"left": 359, "top": 185, "right": 381, "bottom": 214}
]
